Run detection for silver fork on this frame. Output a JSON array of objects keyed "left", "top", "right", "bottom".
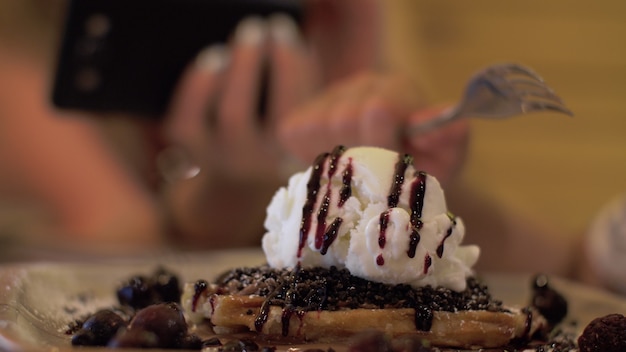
[{"left": 407, "top": 63, "right": 573, "bottom": 135}]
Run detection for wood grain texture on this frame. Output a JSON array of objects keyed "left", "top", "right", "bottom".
[{"left": 384, "top": 0, "right": 626, "bottom": 237}]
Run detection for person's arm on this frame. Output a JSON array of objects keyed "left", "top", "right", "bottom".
[
  {"left": 160, "top": 16, "right": 313, "bottom": 248},
  {"left": 278, "top": 71, "right": 469, "bottom": 187},
  {"left": 445, "top": 182, "right": 578, "bottom": 277},
  {"left": 0, "top": 51, "right": 164, "bottom": 252}
]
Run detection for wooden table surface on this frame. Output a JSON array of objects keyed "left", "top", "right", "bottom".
[{"left": 385, "top": 0, "right": 626, "bottom": 237}]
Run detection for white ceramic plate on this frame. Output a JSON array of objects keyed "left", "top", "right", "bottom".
[{"left": 1, "top": 249, "right": 625, "bottom": 351}]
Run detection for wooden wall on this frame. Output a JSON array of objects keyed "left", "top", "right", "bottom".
[{"left": 385, "top": 1, "right": 626, "bottom": 236}]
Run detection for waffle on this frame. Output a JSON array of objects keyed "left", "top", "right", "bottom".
[{"left": 182, "top": 266, "right": 548, "bottom": 349}]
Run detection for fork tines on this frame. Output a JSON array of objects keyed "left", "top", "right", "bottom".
[{"left": 490, "top": 63, "right": 574, "bottom": 116}]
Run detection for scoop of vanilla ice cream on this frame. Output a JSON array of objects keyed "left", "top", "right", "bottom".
[{"left": 262, "top": 146, "right": 479, "bottom": 292}]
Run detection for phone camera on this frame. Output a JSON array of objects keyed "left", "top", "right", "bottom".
[
  {"left": 72, "top": 13, "right": 110, "bottom": 92},
  {"left": 85, "top": 13, "right": 111, "bottom": 38},
  {"left": 74, "top": 67, "right": 101, "bottom": 93}
]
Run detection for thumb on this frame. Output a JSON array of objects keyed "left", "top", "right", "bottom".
[
  {"left": 409, "top": 104, "right": 455, "bottom": 125},
  {"left": 403, "top": 104, "right": 470, "bottom": 185}
]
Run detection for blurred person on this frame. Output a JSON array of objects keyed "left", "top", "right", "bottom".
[
  {"left": 0, "top": 0, "right": 164, "bottom": 254},
  {"left": 158, "top": 6, "right": 578, "bottom": 287},
  {"left": 0, "top": 0, "right": 468, "bottom": 255},
  {"left": 578, "top": 193, "right": 626, "bottom": 295},
  {"left": 0, "top": 0, "right": 605, "bottom": 298}
]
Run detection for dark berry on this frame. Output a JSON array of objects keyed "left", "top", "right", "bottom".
[
  {"left": 530, "top": 274, "right": 568, "bottom": 326},
  {"left": 221, "top": 338, "right": 260, "bottom": 351},
  {"left": 202, "top": 337, "right": 222, "bottom": 347},
  {"left": 117, "top": 275, "right": 153, "bottom": 309},
  {"left": 180, "top": 333, "right": 203, "bottom": 350},
  {"left": 414, "top": 305, "right": 433, "bottom": 331},
  {"left": 578, "top": 314, "right": 626, "bottom": 352},
  {"left": 128, "top": 302, "right": 188, "bottom": 348},
  {"left": 152, "top": 267, "right": 182, "bottom": 303},
  {"left": 107, "top": 328, "right": 160, "bottom": 348},
  {"left": 71, "top": 330, "right": 97, "bottom": 346},
  {"left": 70, "top": 309, "right": 126, "bottom": 346}
]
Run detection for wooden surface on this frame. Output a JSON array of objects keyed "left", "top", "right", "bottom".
[{"left": 385, "top": 1, "right": 626, "bottom": 236}]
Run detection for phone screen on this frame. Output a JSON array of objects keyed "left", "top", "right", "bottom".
[{"left": 51, "top": 0, "right": 304, "bottom": 118}]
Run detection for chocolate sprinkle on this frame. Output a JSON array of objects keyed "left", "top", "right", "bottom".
[{"left": 216, "top": 265, "right": 503, "bottom": 313}]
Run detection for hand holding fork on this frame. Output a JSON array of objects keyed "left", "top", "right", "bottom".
[
  {"left": 159, "top": 63, "right": 572, "bottom": 182},
  {"left": 407, "top": 63, "right": 573, "bottom": 135}
]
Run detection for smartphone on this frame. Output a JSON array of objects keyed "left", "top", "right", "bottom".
[{"left": 51, "top": 0, "right": 304, "bottom": 118}]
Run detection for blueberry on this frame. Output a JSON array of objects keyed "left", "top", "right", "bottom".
[
  {"left": 180, "top": 333, "right": 203, "bottom": 350},
  {"left": 71, "top": 330, "right": 97, "bottom": 346},
  {"left": 531, "top": 274, "right": 568, "bottom": 326},
  {"left": 221, "top": 338, "right": 260, "bottom": 351},
  {"left": 71, "top": 309, "right": 126, "bottom": 346},
  {"left": 128, "top": 302, "right": 188, "bottom": 348},
  {"left": 202, "top": 337, "right": 222, "bottom": 347},
  {"left": 117, "top": 275, "right": 153, "bottom": 309},
  {"left": 107, "top": 328, "right": 160, "bottom": 348},
  {"left": 116, "top": 268, "right": 182, "bottom": 309},
  {"left": 152, "top": 267, "right": 181, "bottom": 303}
]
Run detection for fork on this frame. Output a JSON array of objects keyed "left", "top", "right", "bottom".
[{"left": 407, "top": 63, "right": 573, "bottom": 135}]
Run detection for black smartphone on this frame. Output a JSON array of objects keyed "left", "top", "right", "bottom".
[{"left": 51, "top": 0, "right": 304, "bottom": 118}]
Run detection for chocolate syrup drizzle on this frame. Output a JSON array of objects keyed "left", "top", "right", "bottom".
[
  {"left": 378, "top": 210, "right": 390, "bottom": 249},
  {"left": 296, "top": 148, "right": 460, "bottom": 268},
  {"left": 436, "top": 212, "right": 457, "bottom": 258},
  {"left": 290, "top": 147, "right": 459, "bottom": 334},
  {"left": 297, "top": 152, "right": 329, "bottom": 258},
  {"left": 338, "top": 162, "right": 353, "bottom": 207},
  {"left": 407, "top": 171, "right": 427, "bottom": 259},
  {"left": 387, "top": 154, "right": 413, "bottom": 208},
  {"left": 191, "top": 280, "right": 208, "bottom": 312},
  {"left": 298, "top": 146, "right": 349, "bottom": 258},
  {"left": 377, "top": 154, "right": 413, "bottom": 266}
]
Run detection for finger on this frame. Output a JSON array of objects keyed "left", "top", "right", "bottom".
[
  {"left": 305, "top": 73, "right": 376, "bottom": 149},
  {"left": 326, "top": 72, "right": 380, "bottom": 146},
  {"left": 304, "top": 0, "right": 382, "bottom": 82},
  {"left": 326, "top": 98, "right": 362, "bottom": 148},
  {"left": 408, "top": 104, "right": 464, "bottom": 152},
  {"left": 218, "top": 17, "right": 268, "bottom": 148},
  {"left": 267, "top": 15, "right": 316, "bottom": 128},
  {"left": 278, "top": 73, "right": 376, "bottom": 162},
  {"left": 278, "top": 98, "right": 332, "bottom": 163},
  {"left": 407, "top": 105, "right": 470, "bottom": 185},
  {"left": 359, "top": 76, "right": 421, "bottom": 150},
  {"left": 164, "top": 45, "right": 229, "bottom": 151},
  {"left": 359, "top": 97, "right": 407, "bottom": 151}
]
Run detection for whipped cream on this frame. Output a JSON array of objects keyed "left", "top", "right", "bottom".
[{"left": 262, "top": 146, "right": 479, "bottom": 292}]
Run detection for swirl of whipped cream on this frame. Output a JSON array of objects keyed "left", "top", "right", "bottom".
[{"left": 262, "top": 146, "right": 479, "bottom": 292}]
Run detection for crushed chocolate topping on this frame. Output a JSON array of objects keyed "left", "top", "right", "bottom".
[
  {"left": 216, "top": 265, "right": 504, "bottom": 313},
  {"left": 578, "top": 313, "right": 626, "bottom": 352}
]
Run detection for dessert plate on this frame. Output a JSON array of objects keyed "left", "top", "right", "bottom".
[{"left": 1, "top": 249, "right": 625, "bottom": 351}]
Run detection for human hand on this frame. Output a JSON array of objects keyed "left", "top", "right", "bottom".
[
  {"left": 162, "top": 16, "right": 315, "bottom": 184},
  {"left": 159, "top": 16, "right": 318, "bottom": 247},
  {"left": 161, "top": 0, "right": 387, "bottom": 183},
  {"left": 304, "top": 0, "right": 383, "bottom": 83},
  {"left": 278, "top": 71, "right": 470, "bottom": 186}
]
